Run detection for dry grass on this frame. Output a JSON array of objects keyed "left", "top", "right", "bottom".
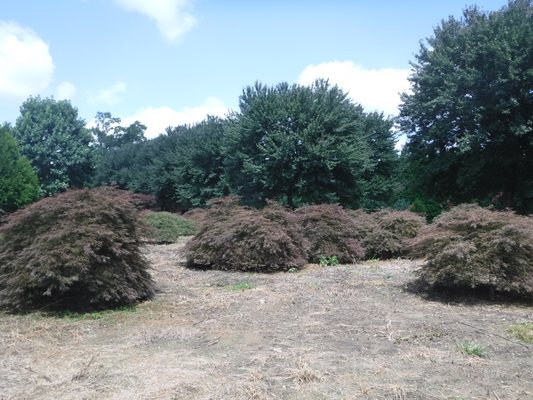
[{"left": 1, "top": 239, "right": 532, "bottom": 399}]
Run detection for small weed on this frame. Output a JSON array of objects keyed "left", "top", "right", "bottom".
[
  {"left": 227, "top": 282, "right": 255, "bottom": 292},
  {"left": 319, "top": 255, "right": 339, "bottom": 267},
  {"left": 459, "top": 341, "right": 488, "bottom": 358},
  {"left": 508, "top": 322, "right": 533, "bottom": 344},
  {"left": 55, "top": 305, "right": 137, "bottom": 321},
  {"left": 288, "top": 267, "right": 299, "bottom": 273}
]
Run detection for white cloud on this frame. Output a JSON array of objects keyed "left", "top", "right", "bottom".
[
  {"left": 121, "top": 97, "right": 228, "bottom": 138},
  {"left": 90, "top": 81, "right": 127, "bottom": 106},
  {"left": 115, "top": 0, "right": 197, "bottom": 41},
  {"left": 55, "top": 81, "right": 76, "bottom": 100},
  {"left": 0, "top": 21, "right": 54, "bottom": 98},
  {"left": 298, "top": 61, "right": 410, "bottom": 116}
]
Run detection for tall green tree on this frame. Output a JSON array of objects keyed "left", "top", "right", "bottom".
[
  {"left": 225, "top": 80, "right": 379, "bottom": 208},
  {"left": 0, "top": 125, "right": 40, "bottom": 212},
  {"left": 168, "top": 117, "right": 228, "bottom": 210},
  {"left": 13, "top": 96, "right": 94, "bottom": 195},
  {"left": 359, "top": 112, "right": 400, "bottom": 210},
  {"left": 400, "top": 0, "right": 533, "bottom": 212}
]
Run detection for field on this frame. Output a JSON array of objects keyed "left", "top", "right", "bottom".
[{"left": 1, "top": 238, "right": 532, "bottom": 399}]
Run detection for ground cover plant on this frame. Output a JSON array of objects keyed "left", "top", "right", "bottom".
[
  {"left": 410, "top": 204, "right": 533, "bottom": 299},
  {"left": 144, "top": 211, "right": 196, "bottom": 244},
  {"left": 185, "top": 198, "right": 307, "bottom": 272},
  {"left": 507, "top": 322, "right": 533, "bottom": 344},
  {"left": 0, "top": 188, "right": 155, "bottom": 312}
]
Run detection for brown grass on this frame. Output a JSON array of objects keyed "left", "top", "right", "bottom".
[{"left": 0, "top": 239, "right": 532, "bottom": 399}]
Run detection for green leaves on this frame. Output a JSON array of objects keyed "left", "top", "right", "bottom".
[
  {"left": 400, "top": 0, "right": 533, "bottom": 212},
  {"left": 13, "top": 96, "right": 95, "bottom": 196},
  {"left": 0, "top": 125, "right": 40, "bottom": 212},
  {"left": 225, "top": 80, "right": 397, "bottom": 209}
]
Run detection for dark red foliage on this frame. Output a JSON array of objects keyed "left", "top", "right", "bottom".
[
  {"left": 0, "top": 188, "right": 155, "bottom": 311},
  {"left": 185, "top": 200, "right": 307, "bottom": 272},
  {"left": 295, "top": 204, "right": 364, "bottom": 264},
  {"left": 410, "top": 204, "right": 533, "bottom": 299},
  {"left": 363, "top": 209, "right": 425, "bottom": 259}
]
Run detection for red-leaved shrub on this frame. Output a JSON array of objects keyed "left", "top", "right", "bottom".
[
  {"left": 410, "top": 204, "right": 533, "bottom": 299},
  {"left": 185, "top": 199, "right": 307, "bottom": 272},
  {"left": 296, "top": 204, "right": 364, "bottom": 264},
  {"left": 366, "top": 209, "right": 425, "bottom": 259},
  {"left": 0, "top": 188, "right": 155, "bottom": 311}
]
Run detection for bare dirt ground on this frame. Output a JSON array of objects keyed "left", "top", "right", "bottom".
[{"left": 1, "top": 238, "right": 532, "bottom": 400}]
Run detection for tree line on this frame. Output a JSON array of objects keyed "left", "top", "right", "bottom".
[{"left": 1, "top": 0, "right": 531, "bottom": 217}]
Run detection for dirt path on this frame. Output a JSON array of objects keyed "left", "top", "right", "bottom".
[{"left": 1, "top": 240, "right": 532, "bottom": 399}]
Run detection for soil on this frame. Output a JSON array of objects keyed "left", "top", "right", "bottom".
[{"left": 1, "top": 238, "right": 532, "bottom": 399}]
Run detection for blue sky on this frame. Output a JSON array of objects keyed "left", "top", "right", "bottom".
[{"left": 1, "top": 0, "right": 508, "bottom": 138}]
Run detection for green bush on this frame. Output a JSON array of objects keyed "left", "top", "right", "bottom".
[
  {"left": 0, "top": 188, "right": 155, "bottom": 311},
  {"left": 185, "top": 199, "right": 307, "bottom": 272},
  {"left": 0, "top": 125, "right": 40, "bottom": 212},
  {"left": 296, "top": 204, "right": 364, "bottom": 264},
  {"left": 410, "top": 204, "right": 533, "bottom": 299},
  {"left": 144, "top": 211, "right": 196, "bottom": 243}
]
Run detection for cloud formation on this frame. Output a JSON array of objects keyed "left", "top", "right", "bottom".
[
  {"left": 115, "top": 0, "right": 196, "bottom": 41},
  {"left": 121, "top": 97, "right": 228, "bottom": 138},
  {"left": 0, "top": 21, "right": 54, "bottom": 98},
  {"left": 55, "top": 81, "right": 76, "bottom": 100},
  {"left": 298, "top": 61, "right": 410, "bottom": 116},
  {"left": 90, "top": 81, "right": 127, "bottom": 106}
]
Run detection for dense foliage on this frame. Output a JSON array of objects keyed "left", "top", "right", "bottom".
[
  {"left": 13, "top": 97, "right": 94, "bottom": 196},
  {"left": 0, "top": 125, "right": 40, "bottom": 213},
  {"left": 0, "top": 188, "right": 155, "bottom": 311},
  {"left": 185, "top": 198, "right": 307, "bottom": 272},
  {"left": 352, "top": 209, "right": 425, "bottom": 260},
  {"left": 225, "top": 80, "right": 398, "bottom": 209},
  {"left": 400, "top": 0, "right": 533, "bottom": 213},
  {"left": 295, "top": 204, "right": 364, "bottom": 264},
  {"left": 410, "top": 204, "right": 533, "bottom": 299},
  {"left": 3, "top": 1, "right": 531, "bottom": 219},
  {"left": 144, "top": 211, "right": 196, "bottom": 243}
]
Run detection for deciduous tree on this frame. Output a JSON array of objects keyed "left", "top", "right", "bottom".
[
  {"left": 13, "top": 96, "right": 94, "bottom": 195},
  {"left": 400, "top": 0, "right": 533, "bottom": 212}
]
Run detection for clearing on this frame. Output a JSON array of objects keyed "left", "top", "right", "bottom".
[{"left": 1, "top": 239, "right": 532, "bottom": 399}]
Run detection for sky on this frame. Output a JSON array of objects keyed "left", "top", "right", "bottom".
[{"left": 1, "top": 0, "right": 509, "bottom": 139}]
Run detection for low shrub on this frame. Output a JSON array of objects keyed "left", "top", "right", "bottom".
[
  {"left": 348, "top": 209, "right": 425, "bottom": 260},
  {"left": 144, "top": 211, "right": 196, "bottom": 243},
  {"left": 410, "top": 204, "right": 533, "bottom": 299},
  {"left": 185, "top": 200, "right": 307, "bottom": 272},
  {"left": 366, "top": 209, "right": 425, "bottom": 259},
  {"left": 98, "top": 187, "right": 156, "bottom": 210},
  {"left": 296, "top": 204, "right": 364, "bottom": 264},
  {"left": 0, "top": 188, "right": 155, "bottom": 312}
]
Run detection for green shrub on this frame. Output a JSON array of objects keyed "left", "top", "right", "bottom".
[
  {"left": 0, "top": 188, "right": 155, "bottom": 312},
  {"left": 410, "top": 204, "right": 533, "bottom": 299},
  {"left": 296, "top": 204, "right": 364, "bottom": 264},
  {"left": 0, "top": 125, "right": 40, "bottom": 212},
  {"left": 319, "top": 255, "right": 339, "bottom": 267},
  {"left": 144, "top": 211, "right": 196, "bottom": 243},
  {"left": 185, "top": 199, "right": 307, "bottom": 272}
]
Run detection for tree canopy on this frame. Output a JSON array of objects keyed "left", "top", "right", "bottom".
[
  {"left": 225, "top": 80, "right": 398, "bottom": 208},
  {"left": 13, "top": 97, "right": 95, "bottom": 196},
  {"left": 0, "top": 125, "right": 40, "bottom": 212},
  {"left": 400, "top": 0, "right": 533, "bottom": 213}
]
